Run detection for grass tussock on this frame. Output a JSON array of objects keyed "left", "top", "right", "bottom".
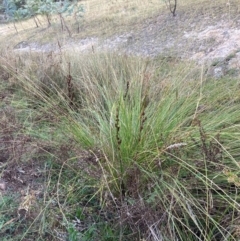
[{"left": 0, "top": 48, "right": 240, "bottom": 240}]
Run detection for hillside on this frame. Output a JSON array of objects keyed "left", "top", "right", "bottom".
[
  {"left": 1, "top": 0, "right": 240, "bottom": 76},
  {"left": 0, "top": 1, "right": 240, "bottom": 240}
]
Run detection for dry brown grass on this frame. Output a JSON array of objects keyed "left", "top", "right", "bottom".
[{"left": 0, "top": 0, "right": 234, "bottom": 48}]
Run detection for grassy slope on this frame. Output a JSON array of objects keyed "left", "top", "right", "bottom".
[
  {"left": 1, "top": 1, "right": 240, "bottom": 241},
  {"left": 0, "top": 0, "right": 236, "bottom": 46}
]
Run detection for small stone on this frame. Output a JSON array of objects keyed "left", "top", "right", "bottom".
[
  {"left": 213, "top": 67, "right": 224, "bottom": 78},
  {"left": 0, "top": 182, "right": 6, "bottom": 190},
  {"left": 228, "top": 52, "right": 240, "bottom": 69},
  {"left": 14, "top": 41, "right": 29, "bottom": 49}
]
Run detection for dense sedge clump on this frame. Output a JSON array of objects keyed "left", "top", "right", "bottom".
[{"left": 1, "top": 49, "right": 240, "bottom": 240}]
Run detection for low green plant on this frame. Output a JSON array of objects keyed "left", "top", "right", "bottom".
[{"left": 1, "top": 50, "right": 240, "bottom": 240}]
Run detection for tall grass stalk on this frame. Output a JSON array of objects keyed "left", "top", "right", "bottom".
[{"left": 1, "top": 50, "right": 240, "bottom": 240}]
